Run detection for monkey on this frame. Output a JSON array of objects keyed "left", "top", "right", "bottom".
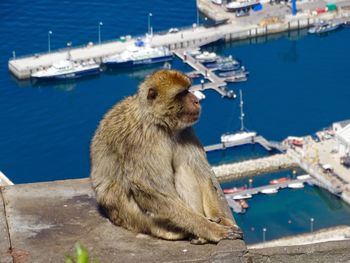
[{"left": 90, "top": 69, "right": 243, "bottom": 244}]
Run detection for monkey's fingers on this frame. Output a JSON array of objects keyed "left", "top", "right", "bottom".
[{"left": 227, "top": 228, "right": 244, "bottom": 240}]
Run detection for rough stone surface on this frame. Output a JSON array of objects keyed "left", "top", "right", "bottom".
[
  {"left": 2, "top": 178, "right": 246, "bottom": 263},
  {"left": 0, "top": 188, "right": 12, "bottom": 263},
  {"left": 247, "top": 240, "right": 350, "bottom": 263}
]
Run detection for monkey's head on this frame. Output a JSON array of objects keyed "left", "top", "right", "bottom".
[{"left": 138, "top": 69, "right": 201, "bottom": 131}]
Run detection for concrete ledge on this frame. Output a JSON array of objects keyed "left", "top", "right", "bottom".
[
  {"left": 0, "top": 189, "right": 12, "bottom": 263},
  {"left": 1, "top": 178, "right": 246, "bottom": 263}
]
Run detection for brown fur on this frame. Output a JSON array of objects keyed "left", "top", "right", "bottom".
[{"left": 90, "top": 69, "right": 242, "bottom": 243}]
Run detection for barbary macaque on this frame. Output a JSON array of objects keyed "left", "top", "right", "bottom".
[{"left": 90, "top": 69, "right": 242, "bottom": 243}]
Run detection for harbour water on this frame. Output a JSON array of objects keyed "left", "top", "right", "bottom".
[
  {"left": 221, "top": 169, "right": 350, "bottom": 244},
  {"left": 1, "top": 0, "right": 350, "bottom": 242}
]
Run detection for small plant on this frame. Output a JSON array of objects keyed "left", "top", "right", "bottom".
[{"left": 64, "top": 243, "right": 99, "bottom": 263}]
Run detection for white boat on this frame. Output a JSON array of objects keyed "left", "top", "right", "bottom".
[
  {"left": 308, "top": 21, "right": 342, "bottom": 34},
  {"left": 221, "top": 90, "right": 256, "bottom": 143},
  {"left": 103, "top": 38, "right": 173, "bottom": 68},
  {"left": 211, "top": 0, "right": 223, "bottom": 4},
  {"left": 296, "top": 174, "right": 311, "bottom": 180},
  {"left": 31, "top": 59, "right": 100, "bottom": 80},
  {"left": 191, "top": 90, "right": 206, "bottom": 101},
  {"left": 195, "top": 51, "right": 218, "bottom": 63},
  {"left": 233, "top": 193, "right": 252, "bottom": 200},
  {"left": 288, "top": 182, "right": 304, "bottom": 189},
  {"left": 261, "top": 188, "right": 278, "bottom": 194},
  {"left": 185, "top": 48, "right": 201, "bottom": 56},
  {"left": 226, "top": 0, "right": 260, "bottom": 11}
]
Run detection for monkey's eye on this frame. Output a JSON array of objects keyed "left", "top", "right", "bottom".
[{"left": 176, "top": 89, "right": 189, "bottom": 99}]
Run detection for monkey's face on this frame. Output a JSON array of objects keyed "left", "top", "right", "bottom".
[{"left": 140, "top": 70, "right": 201, "bottom": 130}]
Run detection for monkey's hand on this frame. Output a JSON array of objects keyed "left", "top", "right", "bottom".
[
  {"left": 203, "top": 220, "right": 243, "bottom": 243},
  {"left": 208, "top": 217, "right": 243, "bottom": 240}
]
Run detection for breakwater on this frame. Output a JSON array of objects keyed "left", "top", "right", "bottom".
[{"left": 212, "top": 153, "right": 298, "bottom": 182}]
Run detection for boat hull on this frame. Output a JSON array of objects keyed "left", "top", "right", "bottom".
[
  {"left": 103, "top": 55, "right": 173, "bottom": 68},
  {"left": 32, "top": 67, "right": 100, "bottom": 80}
]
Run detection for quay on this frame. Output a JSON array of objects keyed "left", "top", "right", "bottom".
[
  {"left": 212, "top": 153, "right": 298, "bottom": 182},
  {"left": 8, "top": 0, "right": 350, "bottom": 79}
]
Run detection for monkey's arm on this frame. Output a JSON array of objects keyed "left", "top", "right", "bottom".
[{"left": 130, "top": 174, "right": 240, "bottom": 243}]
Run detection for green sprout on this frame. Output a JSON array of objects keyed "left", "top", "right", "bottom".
[{"left": 64, "top": 243, "right": 99, "bottom": 263}]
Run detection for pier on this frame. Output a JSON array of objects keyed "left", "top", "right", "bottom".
[
  {"left": 8, "top": 1, "right": 350, "bottom": 80},
  {"left": 204, "top": 135, "right": 287, "bottom": 152},
  {"left": 174, "top": 49, "right": 235, "bottom": 98}
]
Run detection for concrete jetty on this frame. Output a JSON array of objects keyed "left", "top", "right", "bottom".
[
  {"left": 204, "top": 135, "right": 287, "bottom": 152},
  {"left": 212, "top": 153, "right": 298, "bottom": 182}
]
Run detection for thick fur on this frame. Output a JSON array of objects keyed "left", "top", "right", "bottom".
[{"left": 90, "top": 70, "right": 242, "bottom": 243}]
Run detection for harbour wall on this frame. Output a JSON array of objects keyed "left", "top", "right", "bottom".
[{"left": 213, "top": 153, "right": 298, "bottom": 182}]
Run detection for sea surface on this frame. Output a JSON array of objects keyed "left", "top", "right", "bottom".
[{"left": 1, "top": 0, "right": 350, "bottom": 242}]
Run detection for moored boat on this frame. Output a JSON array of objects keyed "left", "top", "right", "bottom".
[
  {"left": 195, "top": 51, "right": 218, "bottom": 63},
  {"left": 261, "top": 188, "right": 278, "bottom": 194},
  {"left": 297, "top": 174, "right": 311, "bottom": 180},
  {"left": 308, "top": 21, "right": 342, "bottom": 34},
  {"left": 270, "top": 177, "right": 290, "bottom": 185},
  {"left": 221, "top": 90, "right": 256, "bottom": 143},
  {"left": 103, "top": 39, "right": 173, "bottom": 68},
  {"left": 31, "top": 60, "right": 100, "bottom": 80},
  {"left": 288, "top": 182, "right": 304, "bottom": 189},
  {"left": 233, "top": 193, "right": 252, "bottom": 200},
  {"left": 223, "top": 186, "right": 246, "bottom": 194}
]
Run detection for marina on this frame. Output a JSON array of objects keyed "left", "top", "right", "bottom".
[{"left": 8, "top": 0, "right": 350, "bottom": 80}]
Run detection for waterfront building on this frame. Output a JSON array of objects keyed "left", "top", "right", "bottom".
[{"left": 333, "top": 120, "right": 350, "bottom": 158}]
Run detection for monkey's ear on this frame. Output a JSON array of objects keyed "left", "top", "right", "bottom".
[{"left": 147, "top": 88, "right": 158, "bottom": 100}]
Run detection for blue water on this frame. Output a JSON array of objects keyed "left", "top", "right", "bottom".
[
  {"left": 1, "top": 0, "right": 350, "bottom": 243},
  {"left": 222, "top": 169, "right": 350, "bottom": 244}
]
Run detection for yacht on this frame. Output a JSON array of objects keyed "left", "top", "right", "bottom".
[
  {"left": 211, "top": 0, "right": 223, "bottom": 4},
  {"left": 31, "top": 60, "right": 100, "bottom": 80},
  {"left": 103, "top": 39, "right": 173, "bottom": 68},
  {"left": 221, "top": 90, "right": 256, "bottom": 143},
  {"left": 288, "top": 182, "right": 304, "bottom": 189},
  {"left": 308, "top": 21, "right": 342, "bottom": 34},
  {"left": 195, "top": 51, "right": 218, "bottom": 64}
]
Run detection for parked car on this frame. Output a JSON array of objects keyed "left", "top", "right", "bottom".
[
  {"left": 236, "top": 9, "right": 250, "bottom": 17},
  {"left": 168, "top": 28, "right": 179, "bottom": 34},
  {"left": 311, "top": 133, "right": 320, "bottom": 142}
]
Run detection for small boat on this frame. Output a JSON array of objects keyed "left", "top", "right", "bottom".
[
  {"left": 288, "top": 182, "right": 304, "bottom": 189},
  {"left": 308, "top": 21, "right": 342, "bottom": 34},
  {"left": 226, "top": 0, "right": 260, "bottom": 11},
  {"left": 187, "top": 72, "right": 201, "bottom": 79},
  {"left": 185, "top": 48, "right": 201, "bottom": 56},
  {"left": 211, "top": 0, "right": 223, "bottom": 4},
  {"left": 343, "top": 21, "right": 350, "bottom": 27},
  {"left": 233, "top": 193, "right": 252, "bottom": 200},
  {"left": 270, "top": 177, "right": 290, "bottom": 185},
  {"left": 239, "top": 199, "right": 249, "bottom": 209},
  {"left": 297, "top": 174, "right": 311, "bottom": 180},
  {"left": 103, "top": 39, "right": 173, "bottom": 68},
  {"left": 195, "top": 51, "right": 218, "bottom": 63},
  {"left": 31, "top": 59, "right": 100, "bottom": 80},
  {"left": 221, "top": 90, "right": 256, "bottom": 143},
  {"left": 225, "top": 74, "right": 248, "bottom": 83},
  {"left": 223, "top": 186, "right": 246, "bottom": 194},
  {"left": 191, "top": 90, "right": 206, "bottom": 101},
  {"left": 261, "top": 188, "right": 278, "bottom": 194}
]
